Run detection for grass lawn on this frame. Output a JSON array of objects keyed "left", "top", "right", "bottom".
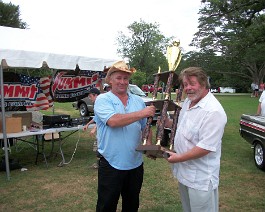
[{"left": 0, "top": 94, "right": 264, "bottom": 211}]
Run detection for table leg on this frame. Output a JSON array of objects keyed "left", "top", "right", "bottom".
[
  {"left": 57, "top": 135, "right": 65, "bottom": 167},
  {"left": 35, "top": 135, "right": 48, "bottom": 168}
]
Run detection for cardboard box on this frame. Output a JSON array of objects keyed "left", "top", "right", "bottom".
[
  {"left": 0, "top": 117, "right": 22, "bottom": 133},
  {"left": 12, "top": 112, "right": 32, "bottom": 129}
]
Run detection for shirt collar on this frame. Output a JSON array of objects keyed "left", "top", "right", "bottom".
[{"left": 188, "top": 91, "right": 211, "bottom": 109}]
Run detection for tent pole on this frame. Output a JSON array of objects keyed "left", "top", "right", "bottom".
[{"left": 0, "top": 62, "right": 11, "bottom": 180}]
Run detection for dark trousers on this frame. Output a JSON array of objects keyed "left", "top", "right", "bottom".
[{"left": 96, "top": 157, "right": 144, "bottom": 212}]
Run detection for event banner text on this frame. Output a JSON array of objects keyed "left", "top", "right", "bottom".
[{"left": 1, "top": 70, "right": 105, "bottom": 111}]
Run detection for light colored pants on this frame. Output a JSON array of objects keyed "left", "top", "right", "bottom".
[{"left": 178, "top": 182, "right": 218, "bottom": 212}]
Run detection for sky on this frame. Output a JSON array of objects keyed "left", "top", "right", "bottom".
[{"left": 3, "top": 0, "right": 202, "bottom": 60}]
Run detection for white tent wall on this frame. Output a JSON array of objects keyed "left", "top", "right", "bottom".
[
  {"left": 0, "top": 48, "right": 116, "bottom": 70},
  {"left": 0, "top": 26, "right": 117, "bottom": 180}
]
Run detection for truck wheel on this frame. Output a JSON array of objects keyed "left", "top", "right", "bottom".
[
  {"left": 79, "top": 103, "right": 88, "bottom": 117},
  {"left": 254, "top": 141, "right": 265, "bottom": 171}
]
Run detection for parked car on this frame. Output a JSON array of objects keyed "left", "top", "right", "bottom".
[
  {"left": 210, "top": 88, "right": 219, "bottom": 93},
  {"left": 239, "top": 114, "right": 265, "bottom": 171},
  {"left": 72, "top": 84, "right": 161, "bottom": 122},
  {"left": 72, "top": 96, "right": 94, "bottom": 117},
  {"left": 219, "top": 87, "right": 236, "bottom": 93},
  {"left": 141, "top": 84, "right": 162, "bottom": 93},
  {"left": 142, "top": 84, "right": 150, "bottom": 93}
]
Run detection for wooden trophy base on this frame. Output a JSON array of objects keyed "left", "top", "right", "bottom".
[{"left": 136, "top": 144, "right": 169, "bottom": 158}]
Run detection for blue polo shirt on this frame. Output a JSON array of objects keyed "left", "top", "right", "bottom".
[{"left": 94, "top": 91, "right": 146, "bottom": 170}]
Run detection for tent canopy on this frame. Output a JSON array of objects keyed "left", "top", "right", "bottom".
[
  {"left": 0, "top": 48, "right": 116, "bottom": 70},
  {"left": 0, "top": 26, "right": 116, "bottom": 70}
]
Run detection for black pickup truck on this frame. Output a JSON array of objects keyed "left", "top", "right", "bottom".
[{"left": 239, "top": 114, "right": 265, "bottom": 171}]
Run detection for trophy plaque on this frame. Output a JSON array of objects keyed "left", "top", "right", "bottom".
[{"left": 136, "top": 40, "right": 183, "bottom": 158}]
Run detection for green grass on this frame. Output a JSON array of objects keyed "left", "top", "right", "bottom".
[{"left": 0, "top": 94, "right": 264, "bottom": 211}]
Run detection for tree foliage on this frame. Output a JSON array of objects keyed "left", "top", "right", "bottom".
[
  {"left": 130, "top": 71, "right": 146, "bottom": 87},
  {"left": 191, "top": 0, "right": 265, "bottom": 85},
  {"left": 0, "top": 0, "right": 28, "bottom": 28},
  {"left": 116, "top": 19, "right": 172, "bottom": 84}
]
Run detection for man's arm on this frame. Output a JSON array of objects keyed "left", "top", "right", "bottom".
[
  {"left": 107, "top": 106, "right": 156, "bottom": 127},
  {"left": 166, "top": 110, "right": 226, "bottom": 163},
  {"left": 167, "top": 146, "right": 210, "bottom": 163},
  {"left": 257, "top": 102, "right": 262, "bottom": 115},
  {"left": 83, "top": 119, "right": 95, "bottom": 130},
  {"left": 90, "top": 125, "right": 97, "bottom": 136}
]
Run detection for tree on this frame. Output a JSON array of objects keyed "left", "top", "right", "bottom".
[
  {"left": 116, "top": 19, "right": 172, "bottom": 84},
  {"left": 130, "top": 71, "right": 146, "bottom": 87},
  {"left": 191, "top": 0, "right": 265, "bottom": 84},
  {"left": 0, "top": 0, "right": 28, "bottom": 28}
]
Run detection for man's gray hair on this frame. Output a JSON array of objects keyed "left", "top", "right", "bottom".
[{"left": 179, "top": 67, "right": 210, "bottom": 89}]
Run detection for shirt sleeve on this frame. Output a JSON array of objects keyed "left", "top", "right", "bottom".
[
  {"left": 94, "top": 94, "right": 116, "bottom": 125},
  {"left": 197, "top": 110, "right": 227, "bottom": 152}
]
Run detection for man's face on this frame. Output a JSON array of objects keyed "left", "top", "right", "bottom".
[
  {"left": 88, "top": 93, "right": 97, "bottom": 103},
  {"left": 183, "top": 75, "right": 207, "bottom": 104},
  {"left": 109, "top": 71, "right": 130, "bottom": 94}
]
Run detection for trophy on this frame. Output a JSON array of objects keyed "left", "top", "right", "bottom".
[{"left": 136, "top": 39, "right": 183, "bottom": 158}]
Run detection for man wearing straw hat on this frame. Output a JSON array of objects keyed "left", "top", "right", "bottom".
[{"left": 94, "top": 61, "right": 156, "bottom": 212}]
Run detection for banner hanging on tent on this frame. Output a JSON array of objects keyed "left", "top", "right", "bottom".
[
  {"left": 1, "top": 72, "right": 53, "bottom": 111},
  {"left": 1, "top": 70, "right": 106, "bottom": 111},
  {"left": 50, "top": 70, "right": 106, "bottom": 102}
]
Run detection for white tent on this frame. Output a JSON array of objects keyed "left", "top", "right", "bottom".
[
  {"left": 0, "top": 26, "right": 116, "bottom": 179},
  {"left": 0, "top": 26, "right": 116, "bottom": 70}
]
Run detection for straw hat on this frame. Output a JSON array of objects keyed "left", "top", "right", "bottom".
[{"left": 105, "top": 61, "right": 136, "bottom": 83}]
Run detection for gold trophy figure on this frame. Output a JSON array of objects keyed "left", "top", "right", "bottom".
[{"left": 167, "top": 39, "right": 182, "bottom": 72}]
